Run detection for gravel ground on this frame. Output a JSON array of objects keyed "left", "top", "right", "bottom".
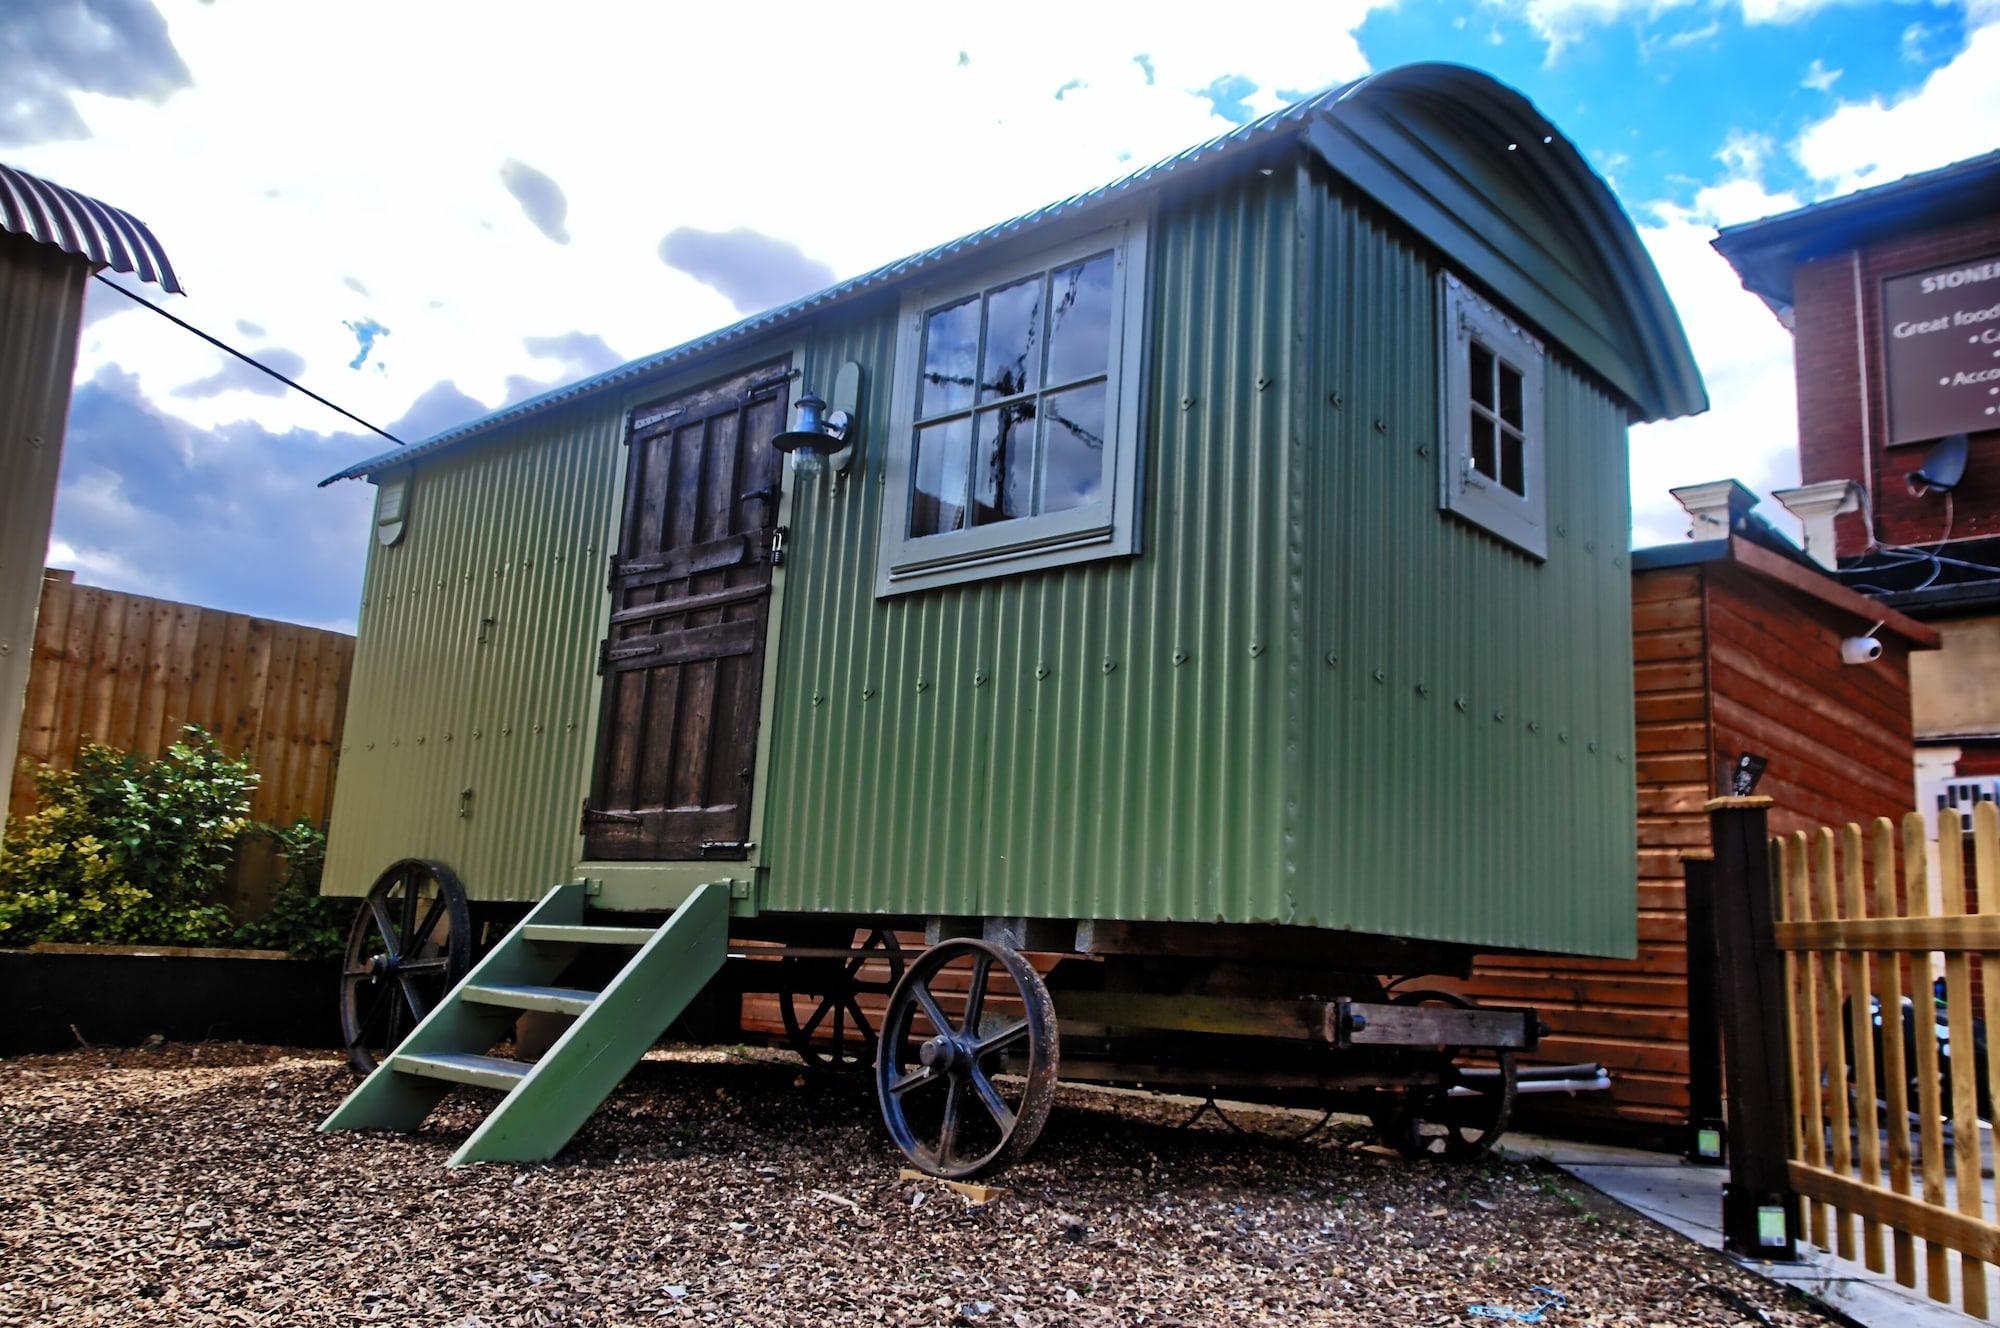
[{"left": 0, "top": 1042, "right": 1837, "bottom": 1327}]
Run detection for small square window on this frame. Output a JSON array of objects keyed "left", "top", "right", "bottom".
[
  {"left": 1438, "top": 274, "right": 1547, "bottom": 559},
  {"left": 877, "top": 222, "right": 1147, "bottom": 596}
]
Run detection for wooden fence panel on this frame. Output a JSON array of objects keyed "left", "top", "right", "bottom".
[
  {"left": 7, "top": 571, "right": 356, "bottom": 916},
  {"left": 1777, "top": 805, "right": 2000, "bottom": 1318}
]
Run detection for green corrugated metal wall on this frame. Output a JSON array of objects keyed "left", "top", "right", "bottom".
[
  {"left": 324, "top": 157, "right": 1639, "bottom": 955},
  {"left": 1294, "top": 166, "right": 1637, "bottom": 956},
  {"left": 321, "top": 413, "right": 625, "bottom": 899}
]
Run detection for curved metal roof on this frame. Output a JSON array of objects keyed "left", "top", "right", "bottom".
[
  {"left": 324, "top": 62, "right": 1704, "bottom": 485},
  {"left": 0, "top": 162, "right": 182, "bottom": 294}
]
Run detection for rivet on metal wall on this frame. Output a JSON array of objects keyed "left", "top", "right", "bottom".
[
  {"left": 974, "top": 671, "right": 989, "bottom": 686},
  {"left": 1616, "top": 751, "right": 1627, "bottom": 763},
  {"left": 1613, "top": 555, "right": 1626, "bottom": 569},
  {"left": 565, "top": 721, "right": 575, "bottom": 732},
  {"left": 1527, "top": 720, "right": 1540, "bottom": 734},
  {"left": 916, "top": 679, "right": 930, "bottom": 693},
  {"left": 1181, "top": 396, "right": 1196, "bottom": 411},
  {"left": 1324, "top": 651, "right": 1337, "bottom": 666},
  {"left": 1034, "top": 664, "right": 1050, "bottom": 680},
  {"left": 861, "top": 686, "right": 875, "bottom": 700},
  {"left": 1558, "top": 730, "right": 1568, "bottom": 743},
  {"left": 1556, "top": 522, "right": 1568, "bottom": 538},
  {"left": 1173, "top": 649, "right": 1190, "bottom": 666},
  {"left": 445, "top": 732, "right": 454, "bottom": 742},
  {"left": 812, "top": 693, "right": 824, "bottom": 706},
  {"left": 1327, "top": 391, "right": 1343, "bottom": 408},
  {"left": 1372, "top": 668, "right": 1386, "bottom": 683},
  {"left": 1100, "top": 659, "right": 1116, "bottom": 675},
  {"left": 390, "top": 738, "right": 399, "bottom": 747},
  {"left": 1454, "top": 696, "right": 1467, "bottom": 712},
  {"left": 473, "top": 729, "right": 483, "bottom": 739},
  {"left": 1373, "top": 419, "right": 1387, "bottom": 433},
  {"left": 1493, "top": 709, "right": 1505, "bottom": 722},
  {"left": 1415, "top": 682, "right": 1429, "bottom": 697},
  {"left": 1248, "top": 641, "right": 1264, "bottom": 658},
  {"left": 533, "top": 723, "right": 543, "bottom": 734},
  {"left": 1587, "top": 741, "right": 1599, "bottom": 754},
  {"left": 502, "top": 726, "right": 512, "bottom": 736},
  {"left": 416, "top": 735, "right": 425, "bottom": 745},
  {"left": 1255, "top": 376, "right": 1272, "bottom": 392},
  {"left": 1416, "top": 444, "right": 1430, "bottom": 458}
]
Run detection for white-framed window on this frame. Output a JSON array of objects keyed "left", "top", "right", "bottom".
[
  {"left": 876, "top": 219, "right": 1148, "bottom": 596},
  {"left": 1438, "top": 272, "right": 1547, "bottom": 560}
]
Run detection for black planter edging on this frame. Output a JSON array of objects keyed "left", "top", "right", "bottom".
[{"left": 0, "top": 945, "right": 343, "bottom": 1055}]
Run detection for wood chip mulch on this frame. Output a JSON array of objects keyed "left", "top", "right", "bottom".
[{"left": 0, "top": 1042, "right": 1838, "bottom": 1327}]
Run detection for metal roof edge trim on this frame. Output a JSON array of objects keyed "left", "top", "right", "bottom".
[{"left": 0, "top": 162, "right": 182, "bottom": 294}]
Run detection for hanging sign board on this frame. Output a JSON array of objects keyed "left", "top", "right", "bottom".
[{"left": 1882, "top": 252, "right": 2000, "bottom": 446}]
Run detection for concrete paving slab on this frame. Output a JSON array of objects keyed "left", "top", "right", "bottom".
[{"left": 1505, "top": 1132, "right": 1978, "bottom": 1328}]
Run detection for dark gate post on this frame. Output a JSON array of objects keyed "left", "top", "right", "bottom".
[
  {"left": 1681, "top": 850, "right": 1726, "bottom": 1166},
  {"left": 1705, "top": 795, "right": 1800, "bottom": 1261}
]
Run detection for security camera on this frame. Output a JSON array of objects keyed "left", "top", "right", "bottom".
[{"left": 1840, "top": 635, "right": 1883, "bottom": 666}]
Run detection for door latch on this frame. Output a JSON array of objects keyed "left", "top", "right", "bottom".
[
  {"left": 770, "top": 525, "right": 789, "bottom": 567},
  {"left": 579, "top": 800, "right": 644, "bottom": 833}
]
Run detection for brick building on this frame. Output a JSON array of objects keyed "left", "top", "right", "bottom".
[{"left": 1714, "top": 149, "right": 2000, "bottom": 810}]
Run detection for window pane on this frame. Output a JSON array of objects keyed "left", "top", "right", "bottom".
[
  {"left": 1046, "top": 253, "right": 1115, "bottom": 385},
  {"left": 921, "top": 299, "right": 979, "bottom": 417},
  {"left": 1040, "top": 383, "right": 1107, "bottom": 514},
  {"left": 1498, "top": 362, "right": 1523, "bottom": 431},
  {"left": 1470, "top": 340, "right": 1495, "bottom": 411},
  {"left": 910, "top": 417, "right": 971, "bottom": 536},
  {"left": 973, "top": 403, "right": 1037, "bottom": 526},
  {"left": 1470, "top": 412, "right": 1496, "bottom": 482},
  {"left": 981, "top": 278, "right": 1043, "bottom": 401},
  {"left": 1500, "top": 427, "right": 1525, "bottom": 496}
]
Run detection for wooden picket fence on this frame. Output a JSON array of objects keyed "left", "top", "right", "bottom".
[{"left": 1775, "top": 803, "right": 2000, "bottom": 1317}]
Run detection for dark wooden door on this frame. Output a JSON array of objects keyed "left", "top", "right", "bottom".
[{"left": 584, "top": 356, "right": 790, "bottom": 860}]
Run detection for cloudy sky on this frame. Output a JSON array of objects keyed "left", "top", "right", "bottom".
[{"left": 8, "top": 0, "right": 1999, "bottom": 632}]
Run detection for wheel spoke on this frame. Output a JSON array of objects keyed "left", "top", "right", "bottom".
[
  {"left": 937, "top": 1075, "right": 964, "bottom": 1168},
  {"left": 968, "top": 1067, "right": 1016, "bottom": 1135},
  {"left": 912, "top": 983, "right": 952, "bottom": 1039},
  {"left": 975, "top": 1020, "right": 1031, "bottom": 1058},
  {"left": 408, "top": 893, "right": 445, "bottom": 952},
  {"left": 397, "top": 957, "right": 451, "bottom": 976},
  {"left": 832, "top": 996, "right": 847, "bottom": 1055},
  {"left": 367, "top": 896, "right": 399, "bottom": 952},
  {"left": 397, "top": 974, "right": 428, "bottom": 1022},
  {"left": 961, "top": 955, "right": 991, "bottom": 1036},
  {"left": 399, "top": 868, "right": 420, "bottom": 943},
  {"left": 890, "top": 1066, "right": 943, "bottom": 1097},
  {"left": 844, "top": 997, "right": 873, "bottom": 1046},
  {"left": 799, "top": 992, "right": 836, "bottom": 1039}
]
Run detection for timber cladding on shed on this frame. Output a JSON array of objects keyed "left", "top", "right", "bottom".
[{"left": 1469, "top": 534, "right": 1937, "bottom": 1137}]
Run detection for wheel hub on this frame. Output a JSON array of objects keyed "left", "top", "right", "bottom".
[
  {"left": 919, "top": 1034, "right": 972, "bottom": 1074},
  {"left": 366, "top": 952, "right": 398, "bottom": 978}
]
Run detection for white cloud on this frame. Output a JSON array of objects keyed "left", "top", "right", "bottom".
[
  {"left": 1630, "top": 177, "right": 1805, "bottom": 547},
  {"left": 1801, "top": 58, "right": 1842, "bottom": 92},
  {"left": 1796, "top": 18, "right": 2000, "bottom": 192},
  {"left": 1500, "top": 0, "right": 1867, "bottom": 58},
  {"left": 20, "top": 0, "right": 1382, "bottom": 460}
]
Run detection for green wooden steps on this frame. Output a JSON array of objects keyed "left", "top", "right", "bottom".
[{"left": 319, "top": 881, "right": 730, "bottom": 1166}]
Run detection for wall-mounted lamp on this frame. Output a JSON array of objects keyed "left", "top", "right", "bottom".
[{"left": 773, "top": 360, "right": 863, "bottom": 488}]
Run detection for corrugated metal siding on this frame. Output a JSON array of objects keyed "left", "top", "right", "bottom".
[
  {"left": 0, "top": 237, "right": 87, "bottom": 804},
  {"left": 1295, "top": 167, "right": 1639, "bottom": 956},
  {"left": 321, "top": 411, "right": 625, "bottom": 899},
  {"left": 759, "top": 169, "right": 1300, "bottom": 923}
]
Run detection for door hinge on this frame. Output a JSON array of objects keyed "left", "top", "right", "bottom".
[
  {"left": 580, "top": 800, "right": 644, "bottom": 833},
  {"left": 769, "top": 525, "right": 789, "bottom": 567},
  {"left": 597, "top": 638, "right": 662, "bottom": 674}
]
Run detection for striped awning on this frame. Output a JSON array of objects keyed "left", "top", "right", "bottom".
[{"left": 0, "top": 162, "right": 182, "bottom": 293}]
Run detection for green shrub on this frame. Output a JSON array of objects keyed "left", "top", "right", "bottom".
[
  {"left": 0, "top": 726, "right": 256, "bottom": 947},
  {"left": 232, "top": 820, "right": 351, "bottom": 960}
]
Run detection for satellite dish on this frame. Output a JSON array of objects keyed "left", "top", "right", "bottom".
[{"left": 1912, "top": 433, "right": 1969, "bottom": 494}]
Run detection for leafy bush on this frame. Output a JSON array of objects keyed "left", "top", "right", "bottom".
[
  {"left": 0, "top": 727, "right": 256, "bottom": 947},
  {"left": 232, "top": 820, "right": 351, "bottom": 960}
]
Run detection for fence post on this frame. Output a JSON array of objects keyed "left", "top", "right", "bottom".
[
  {"left": 1681, "top": 850, "right": 1726, "bottom": 1166},
  {"left": 1706, "top": 795, "right": 1801, "bottom": 1261}
]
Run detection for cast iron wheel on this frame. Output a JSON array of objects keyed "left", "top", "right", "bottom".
[
  {"left": 779, "top": 928, "right": 906, "bottom": 1071},
  {"left": 339, "top": 859, "right": 471, "bottom": 1074},
  {"left": 875, "top": 938, "right": 1059, "bottom": 1179},
  {"left": 1373, "top": 990, "right": 1517, "bottom": 1160}
]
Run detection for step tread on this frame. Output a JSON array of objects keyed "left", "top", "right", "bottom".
[
  {"left": 461, "top": 982, "right": 598, "bottom": 1016},
  {"left": 521, "top": 923, "right": 660, "bottom": 947},
  {"left": 392, "top": 1051, "right": 531, "bottom": 1091}
]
